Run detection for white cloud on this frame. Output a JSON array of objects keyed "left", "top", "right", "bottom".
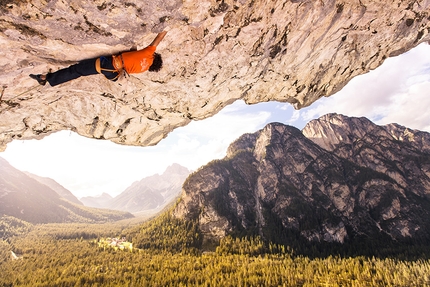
[
  {"left": 286, "top": 109, "right": 301, "bottom": 125},
  {"left": 377, "top": 81, "right": 430, "bottom": 131},
  {"left": 276, "top": 103, "right": 289, "bottom": 111}
]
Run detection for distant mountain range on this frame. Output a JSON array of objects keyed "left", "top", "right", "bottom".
[
  {"left": 0, "top": 154, "right": 190, "bottom": 224},
  {"left": 174, "top": 114, "right": 430, "bottom": 246},
  {"left": 80, "top": 193, "right": 113, "bottom": 209},
  {"left": 24, "top": 172, "right": 83, "bottom": 206},
  {"left": 0, "top": 157, "right": 132, "bottom": 224},
  {"left": 81, "top": 164, "right": 190, "bottom": 214}
]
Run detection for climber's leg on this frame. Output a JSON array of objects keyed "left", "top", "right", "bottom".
[{"left": 45, "top": 58, "right": 98, "bottom": 86}]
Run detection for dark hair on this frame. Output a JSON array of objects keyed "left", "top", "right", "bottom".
[{"left": 149, "top": 53, "right": 163, "bottom": 72}]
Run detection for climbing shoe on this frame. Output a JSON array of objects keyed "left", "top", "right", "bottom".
[{"left": 29, "top": 74, "right": 47, "bottom": 86}]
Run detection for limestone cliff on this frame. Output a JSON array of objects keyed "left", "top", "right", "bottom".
[
  {"left": 173, "top": 114, "right": 430, "bottom": 244},
  {"left": 1, "top": 0, "right": 429, "bottom": 151}
]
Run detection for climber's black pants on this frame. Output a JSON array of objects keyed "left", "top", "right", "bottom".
[{"left": 46, "top": 58, "right": 98, "bottom": 86}]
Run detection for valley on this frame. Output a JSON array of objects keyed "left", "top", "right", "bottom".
[
  {"left": 1, "top": 114, "right": 430, "bottom": 286},
  {"left": 1, "top": 211, "right": 429, "bottom": 286},
  {"left": 1, "top": 0, "right": 429, "bottom": 284}
]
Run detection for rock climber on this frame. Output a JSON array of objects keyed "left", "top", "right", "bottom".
[{"left": 30, "top": 31, "right": 167, "bottom": 86}]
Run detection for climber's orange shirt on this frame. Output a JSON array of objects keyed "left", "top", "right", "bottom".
[{"left": 120, "top": 45, "right": 156, "bottom": 74}]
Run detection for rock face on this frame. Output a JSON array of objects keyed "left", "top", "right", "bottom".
[
  {"left": 1, "top": 0, "right": 429, "bottom": 151},
  {"left": 173, "top": 114, "right": 430, "bottom": 244}
]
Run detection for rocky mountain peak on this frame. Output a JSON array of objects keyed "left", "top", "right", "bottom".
[
  {"left": 302, "top": 113, "right": 377, "bottom": 151},
  {"left": 164, "top": 163, "right": 190, "bottom": 176},
  {"left": 303, "top": 113, "right": 430, "bottom": 193},
  {"left": 81, "top": 164, "right": 190, "bottom": 214},
  {"left": 226, "top": 132, "right": 259, "bottom": 158},
  {"left": 384, "top": 123, "right": 430, "bottom": 153},
  {"left": 1, "top": 0, "right": 429, "bottom": 151},
  {"left": 174, "top": 114, "right": 430, "bottom": 245}
]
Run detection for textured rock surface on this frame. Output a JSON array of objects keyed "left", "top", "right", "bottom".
[
  {"left": 173, "top": 114, "right": 430, "bottom": 244},
  {"left": 1, "top": 0, "right": 430, "bottom": 151},
  {"left": 303, "top": 114, "right": 430, "bottom": 192}
]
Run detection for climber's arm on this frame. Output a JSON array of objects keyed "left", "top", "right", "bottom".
[{"left": 149, "top": 31, "right": 167, "bottom": 47}]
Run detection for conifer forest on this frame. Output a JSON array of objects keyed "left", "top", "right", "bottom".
[{"left": 1, "top": 210, "right": 430, "bottom": 287}]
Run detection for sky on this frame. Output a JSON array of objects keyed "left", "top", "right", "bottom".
[{"left": 1, "top": 43, "right": 429, "bottom": 199}]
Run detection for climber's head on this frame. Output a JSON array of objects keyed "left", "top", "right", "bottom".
[{"left": 149, "top": 53, "right": 163, "bottom": 72}]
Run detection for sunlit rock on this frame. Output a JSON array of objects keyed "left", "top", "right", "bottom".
[
  {"left": 174, "top": 114, "right": 430, "bottom": 243},
  {"left": 1, "top": 0, "right": 429, "bottom": 150}
]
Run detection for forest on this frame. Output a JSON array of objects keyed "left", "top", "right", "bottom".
[{"left": 1, "top": 211, "right": 430, "bottom": 286}]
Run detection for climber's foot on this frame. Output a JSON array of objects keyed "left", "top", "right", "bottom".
[{"left": 29, "top": 74, "right": 47, "bottom": 86}]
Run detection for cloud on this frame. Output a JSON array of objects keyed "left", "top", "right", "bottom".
[
  {"left": 286, "top": 109, "right": 301, "bottom": 125},
  {"left": 276, "top": 103, "right": 289, "bottom": 111},
  {"left": 377, "top": 81, "right": 430, "bottom": 131}
]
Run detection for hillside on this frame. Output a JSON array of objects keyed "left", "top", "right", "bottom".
[
  {"left": 24, "top": 172, "right": 83, "bottom": 205},
  {"left": 173, "top": 114, "right": 430, "bottom": 246},
  {"left": 0, "top": 157, "right": 133, "bottom": 224}
]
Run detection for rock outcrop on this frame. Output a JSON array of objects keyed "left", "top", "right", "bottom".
[
  {"left": 1, "top": 0, "right": 429, "bottom": 151},
  {"left": 303, "top": 114, "right": 430, "bottom": 194},
  {"left": 173, "top": 114, "right": 430, "bottom": 244}
]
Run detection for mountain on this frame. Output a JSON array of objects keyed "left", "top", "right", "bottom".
[
  {"left": 24, "top": 172, "right": 83, "bottom": 205},
  {"left": 173, "top": 114, "right": 430, "bottom": 246},
  {"left": 0, "top": 157, "right": 133, "bottom": 224},
  {"left": 109, "top": 163, "right": 190, "bottom": 213},
  {"left": 81, "top": 164, "right": 190, "bottom": 214},
  {"left": 109, "top": 186, "right": 164, "bottom": 213},
  {"left": 80, "top": 193, "right": 113, "bottom": 209}
]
